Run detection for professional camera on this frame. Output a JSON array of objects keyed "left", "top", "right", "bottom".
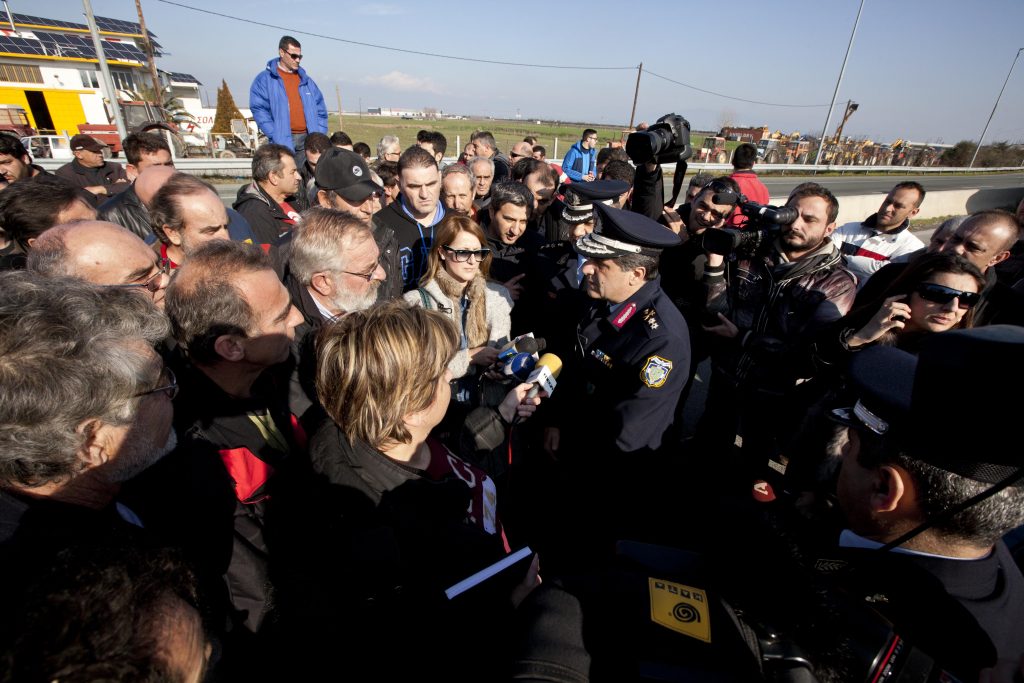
[
  {"left": 701, "top": 193, "right": 799, "bottom": 256},
  {"left": 625, "top": 113, "right": 693, "bottom": 165}
]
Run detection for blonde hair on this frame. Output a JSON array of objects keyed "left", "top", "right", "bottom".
[
  {"left": 419, "top": 214, "right": 492, "bottom": 286},
  {"left": 316, "top": 300, "right": 458, "bottom": 450}
]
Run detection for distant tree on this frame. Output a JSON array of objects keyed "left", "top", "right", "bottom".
[
  {"left": 940, "top": 141, "right": 975, "bottom": 167},
  {"left": 213, "top": 80, "right": 244, "bottom": 134},
  {"left": 941, "top": 140, "right": 1023, "bottom": 167}
]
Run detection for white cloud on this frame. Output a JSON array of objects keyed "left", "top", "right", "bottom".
[
  {"left": 355, "top": 4, "right": 404, "bottom": 16},
  {"left": 360, "top": 71, "right": 445, "bottom": 95}
]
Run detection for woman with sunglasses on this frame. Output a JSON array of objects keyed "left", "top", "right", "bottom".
[
  {"left": 403, "top": 214, "right": 513, "bottom": 379},
  {"left": 826, "top": 252, "right": 985, "bottom": 356}
]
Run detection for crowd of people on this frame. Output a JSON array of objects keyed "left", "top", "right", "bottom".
[{"left": 1, "top": 37, "right": 1024, "bottom": 680}]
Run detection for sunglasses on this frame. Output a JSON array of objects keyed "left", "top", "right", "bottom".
[
  {"left": 442, "top": 245, "right": 490, "bottom": 262},
  {"left": 915, "top": 283, "right": 980, "bottom": 309},
  {"left": 286, "top": 52, "right": 303, "bottom": 60}
]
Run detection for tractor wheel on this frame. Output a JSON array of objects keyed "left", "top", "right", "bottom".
[
  {"left": 765, "top": 151, "right": 779, "bottom": 164},
  {"left": 716, "top": 151, "right": 728, "bottom": 164},
  {"left": 217, "top": 150, "right": 236, "bottom": 159}
]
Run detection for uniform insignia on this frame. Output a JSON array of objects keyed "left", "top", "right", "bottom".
[
  {"left": 610, "top": 302, "right": 637, "bottom": 329},
  {"left": 640, "top": 355, "right": 673, "bottom": 388},
  {"left": 648, "top": 578, "right": 711, "bottom": 643},
  {"left": 642, "top": 307, "right": 660, "bottom": 330},
  {"left": 590, "top": 349, "right": 613, "bottom": 368}
]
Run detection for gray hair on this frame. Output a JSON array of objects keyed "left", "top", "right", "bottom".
[
  {"left": 469, "top": 156, "right": 495, "bottom": 176},
  {"left": 442, "top": 162, "right": 475, "bottom": 187},
  {"left": 0, "top": 272, "right": 169, "bottom": 487},
  {"left": 25, "top": 225, "right": 74, "bottom": 277},
  {"left": 377, "top": 135, "right": 400, "bottom": 160},
  {"left": 289, "top": 207, "right": 373, "bottom": 286},
  {"left": 252, "top": 143, "right": 293, "bottom": 183}
]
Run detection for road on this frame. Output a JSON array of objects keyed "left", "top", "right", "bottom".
[{"left": 664, "top": 171, "right": 1024, "bottom": 200}]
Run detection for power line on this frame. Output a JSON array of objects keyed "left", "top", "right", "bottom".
[
  {"left": 157, "top": 0, "right": 636, "bottom": 71},
  {"left": 642, "top": 68, "right": 835, "bottom": 108}
]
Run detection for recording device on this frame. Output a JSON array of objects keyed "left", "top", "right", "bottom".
[
  {"left": 625, "top": 113, "right": 693, "bottom": 165},
  {"left": 701, "top": 192, "right": 800, "bottom": 256},
  {"left": 497, "top": 333, "right": 545, "bottom": 362},
  {"left": 525, "top": 353, "right": 561, "bottom": 399},
  {"left": 502, "top": 352, "right": 537, "bottom": 383}
]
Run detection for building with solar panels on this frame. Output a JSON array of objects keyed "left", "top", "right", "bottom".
[{"left": 0, "top": 11, "right": 199, "bottom": 141}]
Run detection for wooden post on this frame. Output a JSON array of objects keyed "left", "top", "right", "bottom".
[
  {"left": 133, "top": 0, "right": 163, "bottom": 106},
  {"left": 628, "top": 62, "right": 642, "bottom": 130}
]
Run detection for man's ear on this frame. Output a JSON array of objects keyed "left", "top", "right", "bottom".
[
  {"left": 310, "top": 272, "right": 334, "bottom": 297},
  {"left": 213, "top": 334, "right": 246, "bottom": 362},
  {"left": 989, "top": 250, "right": 1011, "bottom": 269},
  {"left": 870, "top": 464, "right": 908, "bottom": 514},
  {"left": 164, "top": 226, "right": 183, "bottom": 247},
  {"left": 823, "top": 222, "right": 838, "bottom": 240},
  {"left": 76, "top": 418, "right": 113, "bottom": 470}
]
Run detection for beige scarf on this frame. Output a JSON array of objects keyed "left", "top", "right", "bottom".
[{"left": 435, "top": 268, "right": 489, "bottom": 348}]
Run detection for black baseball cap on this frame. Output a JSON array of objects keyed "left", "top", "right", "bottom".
[
  {"left": 314, "top": 147, "right": 383, "bottom": 202},
  {"left": 69, "top": 134, "right": 106, "bottom": 153}
]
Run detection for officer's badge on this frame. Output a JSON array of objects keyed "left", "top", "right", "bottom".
[
  {"left": 590, "top": 349, "right": 613, "bottom": 368},
  {"left": 642, "top": 307, "right": 659, "bottom": 330},
  {"left": 640, "top": 355, "right": 672, "bottom": 388}
]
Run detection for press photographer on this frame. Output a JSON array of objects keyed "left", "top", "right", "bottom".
[
  {"left": 697, "top": 182, "right": 857, "bottom": 489},
  {"left": 625, "top": 113, "right": 693, "bottom": 222}
]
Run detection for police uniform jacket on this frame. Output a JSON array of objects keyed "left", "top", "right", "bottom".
[{"left": 569, "top": 278, "right": 690, "bottom": 453}]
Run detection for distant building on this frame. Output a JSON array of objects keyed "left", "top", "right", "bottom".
[
  {"left": 720, "top": 126, "right": 770, "bottom": 143},
  {"left": 367, "top": 107, "right": 423, "bottom": 118}
]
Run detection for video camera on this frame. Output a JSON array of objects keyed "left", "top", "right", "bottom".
[
  {"left": 625, "top": 113, "right": 693, "bottom": 165},
  {"left": 701, "top": 191, "right": 799, "bottom": 256}
]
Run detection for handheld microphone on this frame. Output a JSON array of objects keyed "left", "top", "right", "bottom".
[
  {"left": 497, "top": 333, "right": 545, "bottom": 361},
  {"left": 525, "top": 353, "right": 562, "bottom": 399},
  {"left": 502, "top": 352, "right": 537, "bottom": 382}
]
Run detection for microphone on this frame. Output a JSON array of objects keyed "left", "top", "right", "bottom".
[
  {"left": 525, "top": 353, "right": 562, "bottom": 399},
  {"left": 502, "top": 352, "right": 537, "bottom": 382},
  {"left": 497, "top": 333, "right": 546, "bottom": 361}
]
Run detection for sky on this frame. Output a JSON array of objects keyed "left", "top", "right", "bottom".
[{"left": 38, "top": 0, "right": 1024, "bottom": 144}]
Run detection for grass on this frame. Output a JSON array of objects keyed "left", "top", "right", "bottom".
[{"left": 329, "top": 116, "right": 627, "bottom": 158}]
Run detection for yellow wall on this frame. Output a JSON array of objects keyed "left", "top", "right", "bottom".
[{"left": 0, "top": 87, "right": 89, "bottom": 135}]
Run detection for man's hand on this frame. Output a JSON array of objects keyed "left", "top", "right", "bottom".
[
  {"left": 543, "top": 427, "right": 560, "bottom": 458},
  {"left": 469, "top": 346, "right": 500, "bottom": 367},
  {"left": 584, "top": 173, "right": 596, "bottom": 182},
  {"left": 662, "top": 206, "right": 685, "bottom": 235},
  {"left": 84, "top": 185, "right": 108, "bottom": 197},
  {"left": 503, "top": 273, "right": 526, "bottom": 301},
  {"left": 509, "top": 553, "right": 542, "bottom": 609},
  {"left": 703, "top": 312, "right": 739, "bottom": 338}
]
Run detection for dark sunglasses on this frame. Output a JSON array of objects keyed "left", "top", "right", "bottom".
[
  {"left": 286, "top": 52, "right": 303, "bottom": 60},
  {"left": 915, "top": 283, "right": 980, "bottom": 309},
  {"left": 442, "top": 245, "right": 490, "bottom": 262}
]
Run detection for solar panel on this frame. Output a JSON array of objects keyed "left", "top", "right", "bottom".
[{"left": 167, "top": 72, "right": 201, "bottom": 85}]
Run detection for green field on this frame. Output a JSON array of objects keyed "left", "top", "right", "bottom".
[{"left": 328, "top": 116, "right": 628, "bottom": 158}]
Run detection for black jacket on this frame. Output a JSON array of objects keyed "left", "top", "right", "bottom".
[
  {"left": 372, "top": 197, "right": 443, "bottom": 295},
  {"left": 54, "top": 159, "right": 129, "bottom": 206},
  {"left": 233, "top": 182, "right": 294, "bottom": 247},
  {"left": 98, "top": 184, "right": 152, "bottom": 239}
]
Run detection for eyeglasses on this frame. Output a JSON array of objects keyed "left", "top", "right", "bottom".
[
  {"left": 442, "top": 245, "right": 490, "bottom": 262},
  {"left": 134, "top": 367, "right": 178, "bottom": 401},
  {"left": 915, "top": 283, "right": 980, "bottom": 309},
  {"left": 339, "top": 263, "right": 381, "bottom": 282},
  {"left": 286, "top": 52, "right": 303, "bottom": 60},
  {"left": 108, "top": 259, "right": 170, "bottom": 295}
]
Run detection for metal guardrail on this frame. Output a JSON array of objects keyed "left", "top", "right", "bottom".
[{"left": 33, "top": 157, "right": 1023, "bottom": 176}]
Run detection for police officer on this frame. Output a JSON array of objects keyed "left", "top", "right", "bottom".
[{"left": 539, "top": 202, "right": 690, "bottom": 565}]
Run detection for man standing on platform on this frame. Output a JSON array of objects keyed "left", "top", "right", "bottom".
[{"left": 249, "top": 36, "right": 328, "bottom": 169}]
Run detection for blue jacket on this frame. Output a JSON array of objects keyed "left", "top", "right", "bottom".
[
  {"left": 562, "top": 141, "right": 596, "bottom": 182},
  {"left": 249, "top": 58, "right": 328, "bottom": 148}
]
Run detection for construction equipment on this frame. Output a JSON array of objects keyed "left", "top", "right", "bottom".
[
  {"left": 695, "top": 136, "right": 728, "bottom": 163},
  {"left": 0, "top": 105, "right": 36, "bottom": 137}
]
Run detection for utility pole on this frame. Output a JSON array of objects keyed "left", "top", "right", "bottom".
[
  {"left": 133, "top": 0, "right": 163, "bottom": 107},
  {"left": 813, "top": 0, "right": 865, "bottom": 166},
  {"left": 336, "top": 83, "right": 343, "bottom": 131},
  {"left": 628, "top": 62, "right": 642, "bottom": 130},
  {"left": 969, "top": 47, "right": 1023, "bottom": 168},
  {"left": 82, "top": 0, "right": 127, "bottom": 140}
]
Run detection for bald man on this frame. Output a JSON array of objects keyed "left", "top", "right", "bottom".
[
  {"left": 509, "top": 141, "right": 534, "bottom": 167},
  {"left": 28, "top": 221, "right": 171, "bottom": 308},
  {"left": 99, "top": 165, "right": 177, "bottom": 240}
]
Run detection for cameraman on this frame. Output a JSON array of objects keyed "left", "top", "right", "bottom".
[{"left": 699, "top": 182, "right": 856, "bottom": 486}]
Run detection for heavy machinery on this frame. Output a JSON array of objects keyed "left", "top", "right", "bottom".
[
  {"left": 757, "top": 137, "right": 811, "bottom": 164},
  {"left": 695, "top": 136, "right": 728, "bottom": 163},
  {"left": 0, "top": 105, "right": 36, "bottom": 137}
]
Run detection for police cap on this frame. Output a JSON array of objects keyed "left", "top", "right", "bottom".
[
  {"left": 834, "top": 325, "right": 1024, "bottom": 485},
  {"left": 561, "top": 180, "right": 630, "bottom": 224},
  {"left": 574, "top": 202, "right": 681, "bottom": 259}
]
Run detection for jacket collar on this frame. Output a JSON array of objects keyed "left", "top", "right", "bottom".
[{"left": 601, "top": 279, "right": 660, "bottom": 330}]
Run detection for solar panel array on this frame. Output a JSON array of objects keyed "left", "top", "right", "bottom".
[
  {"left": 0, "top": 30, "right": 150, "bottom": 63},
  {"left": 166, "top": 72, "right": 201, "bottom": 85},
  {"left": 9, "top": 13, "right": 161, "bottom": 49}
]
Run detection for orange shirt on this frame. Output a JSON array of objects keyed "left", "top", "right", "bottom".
[{"left": 278, "top": 68, "right": 306, "bottom": 134}]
